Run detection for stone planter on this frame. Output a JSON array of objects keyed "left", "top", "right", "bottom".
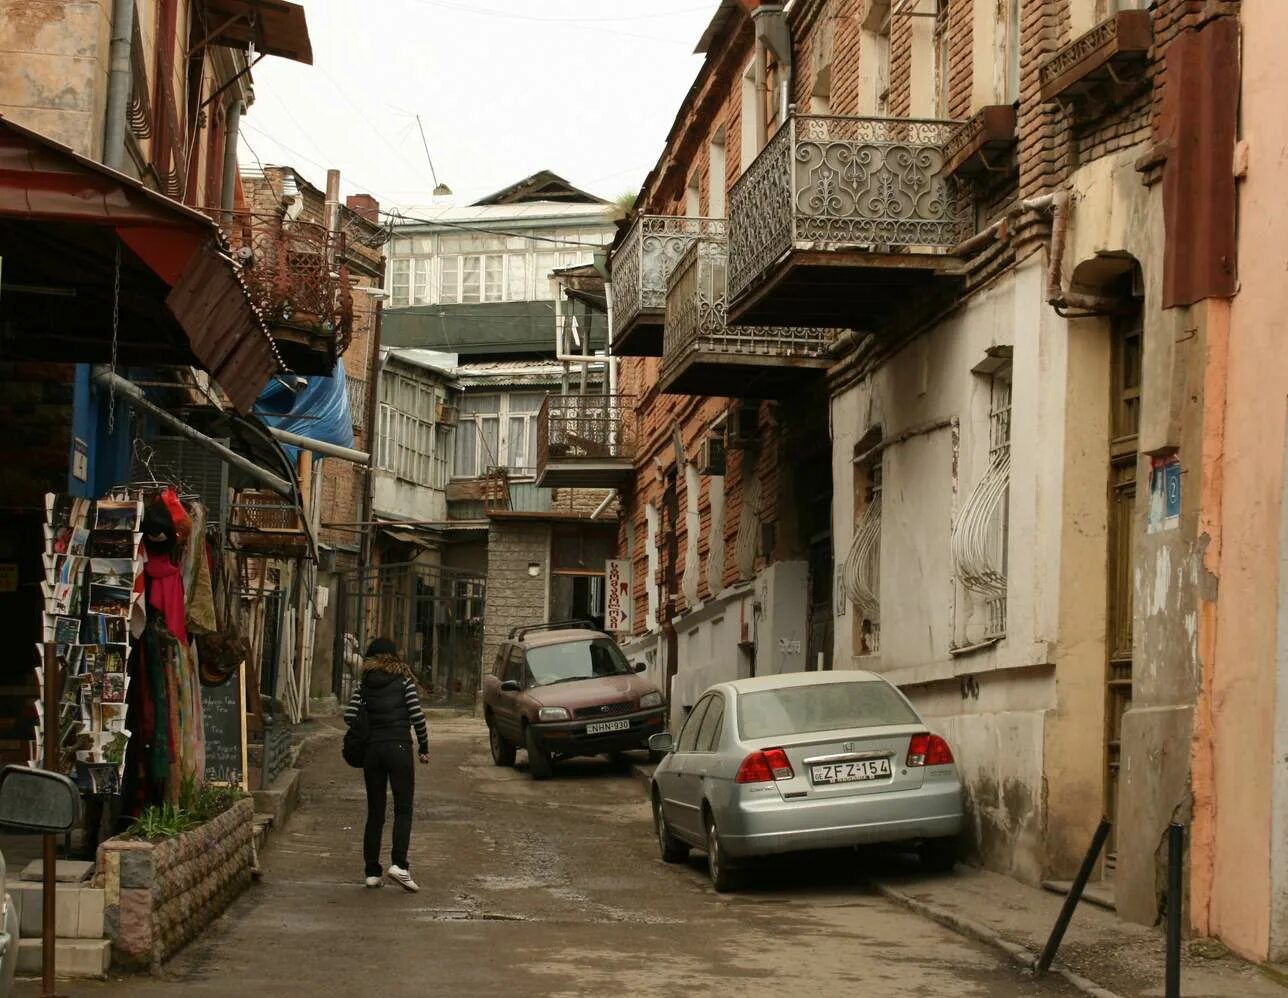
[{"left": 97, "top": 797, "right": 254, "bottom": 971}]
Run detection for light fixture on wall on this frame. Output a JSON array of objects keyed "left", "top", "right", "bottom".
[{"left": 527, "top": 563, "right": 541, "bottom": 577}]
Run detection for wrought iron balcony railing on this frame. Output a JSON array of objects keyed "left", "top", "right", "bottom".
[
  {"left": 537, "top": 393, "right": 638, "bottom": 488},
  {"left": 610, "top": 215, "right": 725, "bottom": 353},
  {"left": 664, "top": 238, "right": 835, "bottom": 367},
  {"left": 727, "top": 114, "right": 974, "bottom": 305},
  {"left": 203, "top": 209, "right": 353, "bottom": 359}
]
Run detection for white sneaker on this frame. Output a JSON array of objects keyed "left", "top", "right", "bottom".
[
  {"left": 385, "top": 865, "right": 419, "bottom": 892},
  {"left": 365, "top": 876, "right": 383, "bottom": 888}
]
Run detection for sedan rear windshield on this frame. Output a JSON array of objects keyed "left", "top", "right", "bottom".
[
  {"left": 737, "top": 681, "right": 919, "bottom": 740},
  {"left": 526, "top": 638, "right": 633, "bottom": 687}
]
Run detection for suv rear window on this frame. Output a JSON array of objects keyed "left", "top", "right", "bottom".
[
  {"left": 526, "top": 638, "right": 633, "bottom": 688},
  {"left": 737, "top": 681, "right": 919, "bottom": 740}
]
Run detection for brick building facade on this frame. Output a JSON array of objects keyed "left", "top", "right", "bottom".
[{"left": 613, "top": 0, "right": 1283, "bottom": 963}]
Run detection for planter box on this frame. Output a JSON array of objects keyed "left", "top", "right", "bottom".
[{"left": 97, "top": 797, "right": 254, "bottom": 972}]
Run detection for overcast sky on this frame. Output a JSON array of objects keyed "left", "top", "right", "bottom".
[{"left": 236, "top": 0, "right": 715, "bottom": 211}]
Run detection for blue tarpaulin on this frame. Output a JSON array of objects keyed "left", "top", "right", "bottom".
[{"left": 256, "top": 362, "right": 355, "bottom": 463}]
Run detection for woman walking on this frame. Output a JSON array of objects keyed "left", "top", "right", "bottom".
[{"left": 343, "top": 637, "right": 429, "bottom": 891}]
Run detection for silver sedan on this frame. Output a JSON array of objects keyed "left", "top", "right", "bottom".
[{"left": 648, "top": 671, "right": 965, "bottom": 891}]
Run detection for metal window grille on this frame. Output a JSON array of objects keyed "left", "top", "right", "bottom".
[
  {"left": 347, "top": 376, "right": 367, "bottom": 431},
  {"left": 844, "top": 461, "right": 882, "bottom": 654},
  {"left": 951, "top": 373, "right": 1011, "bottom": 639}
]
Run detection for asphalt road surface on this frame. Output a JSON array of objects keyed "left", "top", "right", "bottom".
[{"left": 25, "top": 713, "right": 1081, "bottom": 997}]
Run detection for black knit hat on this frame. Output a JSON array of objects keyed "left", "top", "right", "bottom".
[{"left": 365, "top": 637, "right": 398, "bottom": 658}]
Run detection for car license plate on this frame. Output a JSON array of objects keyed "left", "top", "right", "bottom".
[
  {"left": 585, "top": 718, "right": 630, "bottom": 735},
  {"left": 810, "top": 758, "right": 892, "bottom": 785}
]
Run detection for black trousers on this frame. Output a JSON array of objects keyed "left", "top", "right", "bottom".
[{"left": 363, "top": 739, "right": 415, "bottom": 876}]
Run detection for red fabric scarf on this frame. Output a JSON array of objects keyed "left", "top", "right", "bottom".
[{"left": 145, "top": 555, "right": 188, "bottom": 646}]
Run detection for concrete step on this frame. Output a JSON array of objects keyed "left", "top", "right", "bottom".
[
  {"left": 1040, "top": 878, "right": 1117, "bottom": 912},
  {"left": 253, "top": 766, "right": 301, "bottom": 831},
  {"left": 8, "top": 882, "right": 105, "bottom": 939},
  {"left": 16, "top": 937, "right": 110, "bottom": 979}
]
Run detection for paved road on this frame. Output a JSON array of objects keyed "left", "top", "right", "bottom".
[{"left": 28, "top": 713, "right": 1080, "bottom": 997}]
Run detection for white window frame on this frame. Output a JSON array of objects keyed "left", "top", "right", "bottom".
[
  {"left": 376, "top": 371, "right": 440, "bottom": 487},
  {"left": 451, "top": 392, "right": 545, "bottom": 480}
]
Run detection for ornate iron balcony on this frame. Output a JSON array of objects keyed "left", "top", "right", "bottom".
[
  {"left": 662, "top": 238, "right": 835, "bottom": 397},
  {"left": 537, "top": 393, "right": 638, "bottom": 489},
  {"left": 727, "top": 114, "right": 974, "bottom": 315},
  {"left": 203, "top": 209, "right": 352, "bottom": 373},
  {"left": 609, "top": 214, "right": 726, "bottom": 356}
]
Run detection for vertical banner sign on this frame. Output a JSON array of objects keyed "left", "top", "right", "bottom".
[{"left": 605, "top": 559, "right": 631, "bottom": 632}]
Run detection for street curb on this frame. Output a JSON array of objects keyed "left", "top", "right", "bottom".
[
  {"left": 631, "top": 763, "right": 653, "bottom": 794},
  {"left": 871, "top": 879, "right": 1124, "bottom": 998}
]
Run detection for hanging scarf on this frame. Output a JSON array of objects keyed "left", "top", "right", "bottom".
[{"left": 145, "top": 555, "right": 189, "bottom": 647}]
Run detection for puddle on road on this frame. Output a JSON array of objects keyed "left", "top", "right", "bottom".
[{"left": 410, "top": 908, "right": 529, "bottom": 922}]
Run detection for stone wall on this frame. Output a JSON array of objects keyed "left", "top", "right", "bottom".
[
  {"left": 481, "top": 522, "right": 551, "bottom": 676},
  {"left": 98, "top": 797, "right": 254, "bottom": 971}
]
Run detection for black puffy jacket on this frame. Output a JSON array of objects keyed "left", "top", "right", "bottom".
[{"left": 362, "top": 670, "right": 411, "bottom": 743}]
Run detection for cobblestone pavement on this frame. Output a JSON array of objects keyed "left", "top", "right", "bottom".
[{"left": 21, "top": 713, "right": 1082, "bottom": 997}]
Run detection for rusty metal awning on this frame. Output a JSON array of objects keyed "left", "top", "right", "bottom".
[
  {"left": 0, "top": 115, "right": 280, "bottom": 413},
  {"left": 202, "top": 0, "right": 314, "bottom": 64}
]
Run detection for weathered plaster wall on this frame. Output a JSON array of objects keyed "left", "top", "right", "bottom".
[
  {"left": 829, "top": 258, "right": 1105, "bottom": 881},
  {"left": 0, "top": 0, "right": 111, "bottom": 157},
  {"left": 1211, "top": 0, "right": 1288, "bottom": 960}
]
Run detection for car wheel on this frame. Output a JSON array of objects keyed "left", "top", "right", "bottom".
[
  {"left": 488, "top": 718, "right": 516, "bottom": 767},
  {"left": 524, "top": 724, "right": 554, "bottom": 781},
  {"left": 706, "top": 813, "right": 739, "bottom": 893},
  {"left": 653, "top": 794, "right": 689, "bottom": 864},
  {"left": 919, "top": 836, "right": 958, "bottom": 873},
  {"left": 608, "top": 751, "right": 633, "bottom": 771}
]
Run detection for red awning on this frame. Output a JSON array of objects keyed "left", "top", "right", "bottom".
[
  {"left": 0, "top": 114, "right": 280, "bottom": 413},
  {"left": 202, "top": 0, "right": 313, "bottom": 64}
]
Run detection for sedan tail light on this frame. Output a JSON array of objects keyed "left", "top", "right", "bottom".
[
  {"left": 906, "top": 733, "right": 954, "bottom": 767},
  {"left": 735, "top": 747, "right": 796, "bottom": 784}
]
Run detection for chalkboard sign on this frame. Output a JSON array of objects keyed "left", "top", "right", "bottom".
[{"left": 201, "top": 664, "right": 248, "bottom": 790}]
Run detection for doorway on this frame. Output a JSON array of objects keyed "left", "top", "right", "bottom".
[{"left": 1104, "top": 301, "right": 1142, "bottom": 874}]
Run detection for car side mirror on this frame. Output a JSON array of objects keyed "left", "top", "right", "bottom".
[
  {"left": 500, "top": 680, "right": 521, "bottom": 693},
  {"left": 633, "top": 663, "right": 647, "bottom": 674},
  {"left": 648, "top": 732, "right": 675, "bottom": 755},
  {"left": 0, "top": 765, "right": 81, "bottom": 834}
]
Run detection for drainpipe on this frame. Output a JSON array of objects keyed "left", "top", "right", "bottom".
[
  {"left": 92, "top": 367, "right": 294, "bottom": 496},
  {"left": 604, "top": 279, "right": 619, "bottom": 399},
  {"left": 103, "top": 0, "right": 134, "bottom": 171},
  {"left": 590, "top": 490, "right": 616, "bottom": 521},
  {"left": 267, "top": 427, "right": 369, "bottom": 465},
  {"left": 220, "top": 100, "right": 243, "bottom": 213}
]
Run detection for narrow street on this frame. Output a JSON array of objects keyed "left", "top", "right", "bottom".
[{"left": 28, "top": 713, "right": 1078, "bottom": 998}]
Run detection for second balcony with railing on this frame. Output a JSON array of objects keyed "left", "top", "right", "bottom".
[
  {"left": 536, "top": 394, "right": 638, "bottom": 489},
  {"left": 609, "top": 215, "right": 725, "bottom": 357},
  {"left": 203, "top": 210, "right": 352, "bottom": 374},
  {"left": 727, "top": 113, "right": 975, "bottom": 332},
  {"left": 661, "top": 237, "right": 836, "bottom": 398}
]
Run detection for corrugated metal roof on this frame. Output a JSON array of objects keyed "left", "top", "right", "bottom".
[
  {"left": 387, "top": 200, "right": 615, "bottom": 227},
  {"left": 455, "top": 359, "right": 605, "bottom": 388}
]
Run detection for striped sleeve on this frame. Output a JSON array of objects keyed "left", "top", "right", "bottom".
[
  {"left": 343, "top": 686, "right": 363, "bottom": 725},
  {"left": 404, "top": 680, "right": 429, "bottom": 753}
]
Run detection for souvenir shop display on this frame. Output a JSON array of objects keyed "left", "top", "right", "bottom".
[{"left": 34, "top": 493, "right": 143, "bottom": 796}]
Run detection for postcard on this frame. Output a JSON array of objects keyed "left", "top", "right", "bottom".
[
  {"left": 89, "top": 558, "right": 135, "bottom": 589},
  {"left": 102, "top": 703, "right": 128, "bottom": 732},
  {"left": 89, "top": 583, "right": 132, "bottom": 617},
  {"left": 52, "top": 615, "right": 81, "bottom": 645},
  {"left": 101, "top": 674, "right": 126, "bottom": 703},
  {"left": 93, "top": 500, "right": 141, "bottom": 532},
  {"left": 90, "top": 531, "right": 140, "bottom": 559},
  {"left": 102, "top": 645, "right": 126, "bottom": 674}
]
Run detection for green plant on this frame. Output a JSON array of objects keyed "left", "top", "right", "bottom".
[
  {"left": 126, "top": 779, "right": 245, "bottom": 840},
  {"left": 128, "top": 803, "right": 196, "bottom": 841}
]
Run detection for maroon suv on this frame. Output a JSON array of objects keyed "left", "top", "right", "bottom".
[{"left": 481, "top": 621, "right": 667, "bottom": 780}]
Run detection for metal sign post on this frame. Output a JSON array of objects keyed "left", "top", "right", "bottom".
[{"left": 40, "top": 642, "right": 64, "bottom": 997}]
